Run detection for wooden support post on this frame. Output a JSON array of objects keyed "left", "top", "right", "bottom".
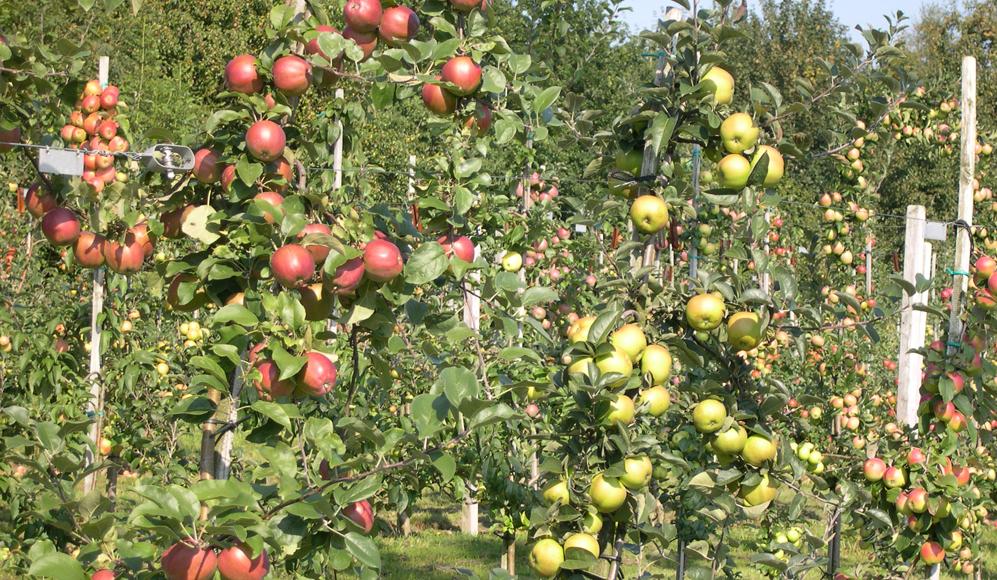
[
  {"left": 761, "top": 210, "right": 771, "bottom": 294},
  {"left": 83, "top": 56, "right": 110, "bottom": 495},
  {"left": 937, "top": 56, "right": 975, "bottom": 580},
  {"left": 333, "top": 88, "right": 345, "bottom": 191},
  {"left": 945, "top": 55, "right": 977, "bottom": 357},
  {"left": 896, "top": 205, "right": 927, "bottom": 430},
  {"left": 460, "top": 245, "right": 481, "bottom": 535},
  {"left": 864, "top": 236, "right": 873, "bottom": 296}
]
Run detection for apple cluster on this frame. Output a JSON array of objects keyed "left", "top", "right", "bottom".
[
  {"left": 514, "top": 171, "right": 559, "bottom": 205},
  {"left": 527, "top": 322, "right": 672, "bottom": 577},
  {"left": 59, "top": 79, "right": 128, "bottom": 193}
]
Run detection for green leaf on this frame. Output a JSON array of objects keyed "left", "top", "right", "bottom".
[
  {"left": 168, "top": 396, "right": 216, "bottom": 422},
  {"left": 181, "top": 205, "right": 221, "bottom": 245},
  {"left": 236, "top": 156, "right": 264, "bottom": 187},
  {"left": 403, "top": 242, "right": 447, "bottom": 285},
  {"left": 29, "top": 552, "right": 86, "bottom": 580},
  {"left": 646, "top": 113, "right": 677, "bottom": 156},
  {"left": 411, "top": 393, "right": 449, "bottom": 438},
  {"left": 533, "top": 86, "right": 561, "bottom": 115},
  {"left": 252, "top": 401, "right": 298, "bottom": 429},
  {"left": 432, "top": 453, "right": 456, "bottom": 482},
  {"left": 522, "top": 286, "right": 558, "bottom": 307},
  {"left": 271, "top": 344, "right": 307, "bottom": 381},
  {"left": 469, "top": 403, "right": 517, "bottom": 429},
  {"left": 344, "top": 532, "right": 381, "bottom": 568},
  {"left": 439, "top": 366, "right": 479, "bottom": 407},
  {"left": 212, "top": 304, "right": 259, "bottom": 327}
]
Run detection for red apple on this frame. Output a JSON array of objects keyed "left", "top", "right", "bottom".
[
  {"left": 103, "top": 240, "right": 145, "bottom": 274},
  {"left": 422, "top": 78, "right": 457, "bottom": 116},
  {"left": 245, "top": 120, "right": 286, "bottom": 163},
  {"left": 297, "top": 223, "right": 332, "bottom": 264},
  {"left": 378, "top": 5, "right": 419, "bottom": 45},
  {"left": 217, "top": 544, "right": 269, "bottom": 580},
  {"left": 441, "top": 56, "right": 481, "bottom": 96},
  {"left": 907, "top": 447, "right": 926, "bottom": 466},
  {"left": 97, "top": 119, "right": 118, "bottom": 140},
  {"left": 438, "top": 234, "right": 475, "bottom": 262},
  {"left": 363, "top": 239, "right": 403, "bottom": 282},
  {"left": 863, "top": 457, "right": 886, "bottom": 481},
  {"left": 91, "top": 570, "right": 115, "bottom": 580},
  {"left": 330, "top": 256, "right": 365, "bottom": 294},
  {"left": 192, "top": 148, "right": 221, "bottom": 184},
  {"left": 919, "top": 541, "right": 944, "bottom": 565},
  {"left": 253, "top": 191, "right": 284, "bottom": 224},
  {"left": 342, "top": 500, "right": 374, "bottom": 533},
  {"left": 449, "top": 0, "right": 483, "bottom": 11},
  {"left": 100, "top": 86, "right": 119, "bottom": 110},
  {"left": 41, "top": 208, "right": 81, "bottom": 246},
  {"left": 342, "top": 27, "right": 377, "bottom": 61},
  {"left": 225, "top": 54, "right": 263, "bottom": 94},
  {"left": 249, "top": 343, "right": 296, "bottom": 400},
  {"left": 127, "top": 222, "right": 155, "bottom": 257},
  {"left": 74, "top": 231, "right": 106, "bottom": 268},
  {"left": 221, "top": 164, "right": 237, "bottom": 192},
  {"left": 343, "top": 0, "right": 382, "bottom": 32},
  {"left": 24, "top": 184, "right": 56, "bottom": 218},
  {"left": 297, "top": 351, "right": 337, "bottom": 397},
  {"left": 273, "top": 55, "right": 312, "bottom": 96},
  {"left": 161, "top": 540, "right": 217, "bottom": 580},
  {"left": 271, "top": 244, "right": 315, "bottom": 288},
  {"left": 464, "top": 100, "right": 492, "bottom": 133}
]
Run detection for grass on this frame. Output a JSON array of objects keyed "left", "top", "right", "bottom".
[{"left": 372, "top": 494, "right": 997, "bottom": 579}]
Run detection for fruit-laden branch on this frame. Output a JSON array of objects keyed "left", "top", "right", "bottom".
[
  {"left": 813, "top": 94, "right": 908, "bottom": 159},
  {"left": 261, "top": 428, "right": 473, "bottom": 520},
  {"left": 761, "top": 56, "right": 877, "bottom": 131}
]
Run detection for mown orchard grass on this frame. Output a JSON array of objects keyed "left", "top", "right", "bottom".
[{"left": 373, "top": 495, "right": 997, "bottom": 579}]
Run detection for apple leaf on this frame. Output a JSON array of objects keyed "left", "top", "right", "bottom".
[
  {"left": 343, "top": 532, "right": 380, "bottom": 569},
  {"left": 29, "top": 551, "right": 86, "bottom": 580},
  {"left": 181, "top": 205, "right": 221, "bottom": 245},
  {"left": 403, "top": 242, "right": 447, "bottom": 285}
]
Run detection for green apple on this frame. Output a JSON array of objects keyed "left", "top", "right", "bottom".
[
  {"left": 741, "top": 435, "right": 777, "bottom": 466},
  {"left": 702, "top": 66, "right": 734, "bottom": 105},
  {"left": 543, "top": 480, "right": 570, "bottom": 505},
  {"left": 620, "top": 456, "right": 652, "bottom": 490},
  {"left": 609, "top": 149, "right": 643, "bottom": 197},
  {"left": 640, "top": 344, "right": 672, "bottom": 385},
  {"left": 712, "top": 425, "right": 747, "bottom": 454},
  {"left": 502, "top": 251, "right": 522, "bottom": 272},
  {"left": 598, "top": 394, "right": 635, "bottom": 426},
  {"left": 717, "top": 154, "right": 751, "bottom": 189},
  {"left": 692, "top": 399, "right": 727, "bottom": 433},
  {"left": 686, "top": 293, "right": 726, "bottom": 331},
  {"left": 638, "top": 385, "right": 670, "bottom": 416},
  {"left": 529, "top": 538, "right": 564, "bottom": 578},
  {"left": 750, "top": 145, "right": 784, "bottom": 186},
  {"left": 796, "top": 442, "right": 814, "bottom": 462},
  {"left": 589, "top": 473, "right": 627, "bottom": 513},
  {"left": 629, "top": 195, "right": 669, "bottom": 234},
  {"left": 567, "top": 356, "right": 592, "bottom": 375},
  {"left": 563, "top": 532, "right": 600, "bottom": 558},
  {"left": 611, "top": 324, "right": 647, "bottom": 362},
  {"left": 720, "top": 112, "right": 759, "bottom": 154},
  {"left": 726, "top": 311, "right": 762, "bottom": 351}
]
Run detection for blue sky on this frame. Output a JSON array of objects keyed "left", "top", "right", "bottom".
[{"left": 620, "top": 0, "right": 930, "bottom": 39}]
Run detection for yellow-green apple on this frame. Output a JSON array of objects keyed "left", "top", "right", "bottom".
[
  {"left": 543, "top": 480, "right": 570, "bottom": 504},
  {"left": 589, "top": 473, "right": 627, "bottom": 513},
  {"left": 629, "top": 195, "right": 669, "bottom": 234},
  {"left": 720, "top": 112, "right": 759, "bottom": 154},
  {"left": 598, "top": 394, "right": 635, "bottom": 426},
  {"left": 702, "top": 66, "right": 734, "bottom": 104},
  {"left": 638, "top": 386, "right": 670, "bottom": 416},
  {"left": 712, "top": 425, "right": 748, "bottom": 454},
  {"left": 620, "top": 456, "right": 652, "bottom": 489},
  {"left": 739, "top": 474, "right": 777, "bottom": 506},
  {"left": 686, "top": 293, "right": 726, "bottom": 331},
  {"left": 751, "top": 145, "right": 784, "bottom": 186},
  {"left": 563, "top": 533, "right": 600, "bottom": 558},
  {"left": 595, "top": 348, "right": 634, "bottom": 385},
  {"left": 640, "top": 345, "right": 672, "bottom": 385},
  {"left": 726, "top": 311, "right": 761, "bottom": 351},
  {"left": 692, "top": 399, "right": 727, "bottom": 433},
  {"left": 529, "top": 539, "right": 564, "bottom": 578},
  {"left": 582, "top": 508, "right": 603, "bottom": 534},
  {"left": 907, "top": 487, "right": 928, "bottom": 513},
  {"left": 567, "top": 315, "right": 596, "bottom": 343},
  {"left": 502, "top": 251, "right": 522, "bottom": 272},
  {"left": 718, "top": 154, "right": 751, "bottom": 189},
  {"left": 611, "top": 324, "right": 647, "bottom": 362},
  {"left": 741, "top": 435, "right": 777, "bottom": 466}
]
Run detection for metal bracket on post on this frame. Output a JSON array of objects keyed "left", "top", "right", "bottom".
[{"left": 141, "top": 144, "right": 194, "bottom": 177}]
